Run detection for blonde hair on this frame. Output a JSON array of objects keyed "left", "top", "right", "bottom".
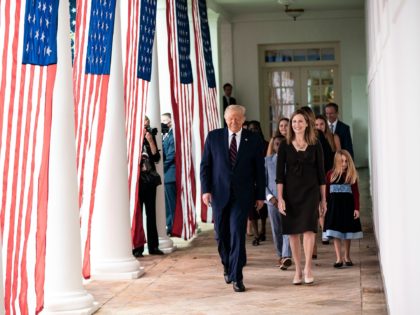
[
  {"left": 330, "top": 150, "right": 358, "bottom": 184},
  {"left": 286, "top": 109, "right": 317, "bottom": 146}
]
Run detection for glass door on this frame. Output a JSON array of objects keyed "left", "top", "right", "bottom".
[
  {"left": 304, "top": 66, "right": 338, "bottom": 115},
  {"left": 264, "top": 68, "right": 301, "bottom": 135}
]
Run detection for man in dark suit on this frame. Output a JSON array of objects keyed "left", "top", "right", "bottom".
[
  {"left": 161, "top": 113, "right": 176, "bottom": 236},
  {"left": 222, "top": 83, "right": 237, "bottom": 112},
  {"left": 200, "top": 105, "right": 265, "bottom": 292},
  {"left": 325, "top": 102, "right": 354, "bottom": 158}
]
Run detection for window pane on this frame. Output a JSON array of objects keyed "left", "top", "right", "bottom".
[
  {"left": 321, "top": 48, "right": 335, "bottom": 60},
  {"left": 281, "top": 71, "right": 294, "bottom": 87},
  {"left": 272, "top": 71, "right": 281, "bottom": 88},
  {"left": 282, "top": 105, "right": 295, "bottom": 118},
  {"left": 307, "top": 49, "right": 320, "bottom": 61}
]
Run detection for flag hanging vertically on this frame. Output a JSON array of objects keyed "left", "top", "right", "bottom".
[
  {"left": 123, "top": 0, "right": 158, "bottom": 252},
  {"left": 70, "top": 0, "right": 77, "bottom": 62},
  {"left": 167, "top": 0, "right": 197, "bottom": 239},
  {"left": 192, "top": 0, "right": 220, "bottom": 223},
  {"left": 72, "top": 0, "right": 117, "bottom": 279},
  {"left": 0, "top": 0, "right": 59, "bottom": 313}
]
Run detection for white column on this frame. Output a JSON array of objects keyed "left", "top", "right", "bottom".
[
  {"left": 0, "top": 242, "right": 4, "bottom": 315},
  {"left": 89, "top": 0, "right": 143, "bottom": 280},
  {"left": 146, "top": 34, "right": 175, "bottom": 253},
  {"left": 42, "top": 0, "right": 97, "bottom": 314},
  {"left": 156, "top": 0, "right": 171, "bottom": 114}
]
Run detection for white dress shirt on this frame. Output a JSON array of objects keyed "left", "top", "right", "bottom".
[
  {"left": 228, "top": 129, "right": 242, "bottom": 151},
  {"left": 329, "top": 120, "right": 338, "bottom": 134}
]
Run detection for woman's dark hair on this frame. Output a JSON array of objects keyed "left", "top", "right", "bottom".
[{"left": 248, "top": 120, "right": 265, "bottom": 140}]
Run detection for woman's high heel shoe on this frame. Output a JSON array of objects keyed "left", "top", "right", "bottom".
[
  {"left": 303, "top": 270, "right": 314, "bottom": 284},
  {"left": 293, "top": 274, "right": 303, "bottom": 285},
  {"left": 293, "top": 278, "right": 302, "bottom": 285},
  {"left": 304, "top": 275, "right": 314, "bottom": 284}
]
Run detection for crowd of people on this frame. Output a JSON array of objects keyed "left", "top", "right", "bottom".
[
  {"left": 134, "top": 81, "right": 362, "bottom": 294},
  {"left": 200, "top": 82, "right": 362, "bottom": 292}
]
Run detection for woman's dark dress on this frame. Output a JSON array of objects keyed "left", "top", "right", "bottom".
[
  {"left": 276, "top": 141, "right": 326, "bottom": 234},
  {"left": 323, "top": 171, "right": 363, "bottom": 240}
]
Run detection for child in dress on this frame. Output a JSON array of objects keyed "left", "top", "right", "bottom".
[{"left": 323, "top": 150, "right": 363, "bottom": 268}]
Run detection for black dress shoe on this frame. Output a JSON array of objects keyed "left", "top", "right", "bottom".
[
  {"left": 223, "top": 266, "right": 231, "bottom": 284},
  {"left": 258, "top": 234, "right": 266, "bottom": 242},
  {"left": 149, "top": 248, "right": 164, "bottom": 255},
  {"left": 132, "top": 247, "right": 144, "bottom": 258},
  {"left": 233, "top": 281, "right": 245, "bottom": 292},
  {"left": 334, "top": 261, "right": 343, "bottom": 268},
  {"left": 344, "top": 260, "right": 353, "bottom": 266},
  {"left": 252, "top": 238, "right": 260, "bottom": 246},
  {"left": 224, "top": 272, "right": 231, "bottom": 284}
]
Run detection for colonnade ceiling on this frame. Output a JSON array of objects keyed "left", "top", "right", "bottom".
[{"left": 211, "top": 0, "right": 365, "bottom": 16}]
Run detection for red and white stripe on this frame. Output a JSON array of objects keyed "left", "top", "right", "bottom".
[
  {"left": 72, "top": 0, "right": 110, "bottom": 279},
  {"left": 166, "top": 0, "right": 197, "bottom": 239},
  {"left": 192, "top": 0, "right": 220, "bottom": 223},
  {"left": 0, "top": 1, "right": 55, "bottom": 313},
  {"left": 121, "top": 0, "right": 148, "bottom": 248}
]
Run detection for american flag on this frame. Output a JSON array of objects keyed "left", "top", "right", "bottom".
[
  {"left": 123, "top": 0, "right": 157, "bottom": 251},
  {"left": 167, "top": 0, "right": 197, "bottom": 238},
  {"left": 70, "top": 0, "right": 77, "bottom": 62},
  {"left": 72, "top": 0, "right": 117, "bottom": 279},
  {"left": 0, "top": 0, "right": 59, "bottom": 313},
  {"left": 192, "top": 0, "right": 220, "bottom": 223}
]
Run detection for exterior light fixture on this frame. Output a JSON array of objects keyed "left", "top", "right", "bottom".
[{"left": 284, "top": 4, "right": 304, "bottom": 21}]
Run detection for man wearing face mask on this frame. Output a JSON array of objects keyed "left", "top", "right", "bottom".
[{"left": 161, "top": 113, "right": 176, "bottom": 236}]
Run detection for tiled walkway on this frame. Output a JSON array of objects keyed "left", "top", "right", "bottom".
[{"left": 87, "top": 169, "right": 388, "bottom": 314}]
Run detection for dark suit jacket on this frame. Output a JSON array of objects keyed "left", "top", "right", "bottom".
[
  {"left": 163, "top": 129, "right": 176, "bottom": 183},
  {"left": 222, "top": 96, "right": 237, "bottom": 112},
  {"left": 335, "top": 120, "right": 354, "bottom": 158},
  {"left": 200, "top": 128, "right": 265, "bottom": 211}
]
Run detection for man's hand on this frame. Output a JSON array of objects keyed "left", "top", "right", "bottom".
[
  {"left": 255, "top": 200, "right": 264, "bottom": 211},
  {"left": 202, "top": 193, "right": 212, "bottom": 207},
  {"left": 269, "top": 197, "right": 278, "bottom": 208}
]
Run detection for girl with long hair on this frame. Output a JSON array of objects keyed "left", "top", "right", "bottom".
[{"left": 323, "top": 150, "right": 363, "bottom": 268}]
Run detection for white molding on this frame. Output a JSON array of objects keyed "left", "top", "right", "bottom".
[{"left": 231, "top": 9, "right": 365, "bottom": 23}]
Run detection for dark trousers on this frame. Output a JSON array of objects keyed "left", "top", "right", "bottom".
[
  {"left": 138, "top": 183, "right": 159, "bottom": 252},
  {"left": 214, "top": 199, "right": 248, "bottom": 282},
  {"left": 164, "top": 182, "right": 176, "bottom": 234}
]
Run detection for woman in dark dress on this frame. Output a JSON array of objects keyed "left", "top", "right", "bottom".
[{"left": 276, "top": 109, "right": 327, "bottom": 285}]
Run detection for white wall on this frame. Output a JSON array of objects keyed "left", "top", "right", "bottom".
[
  {"left": 222, "top": 10, "right": 368, "bottom": 165},
  {"left": 367, "top": 0, "right": 420, "bottom": 314}
]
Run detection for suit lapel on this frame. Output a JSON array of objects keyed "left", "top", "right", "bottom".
[
  {"left": 235, "top": 129, "right": 249, "bottom": 166},
  {"left": 223, "top": 128, "right": 230, "bottom": 164},
  {"left": 335, "top": 121, "right": 342, "bottom": 134}
]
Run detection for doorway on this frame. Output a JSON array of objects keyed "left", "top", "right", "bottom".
[{"left": 259, "top": 43, "right": 340, "bottom": 136}]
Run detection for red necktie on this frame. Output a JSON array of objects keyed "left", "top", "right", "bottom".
[{"left": 229, "top": 133, "right": 237, "bottom": 166}]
